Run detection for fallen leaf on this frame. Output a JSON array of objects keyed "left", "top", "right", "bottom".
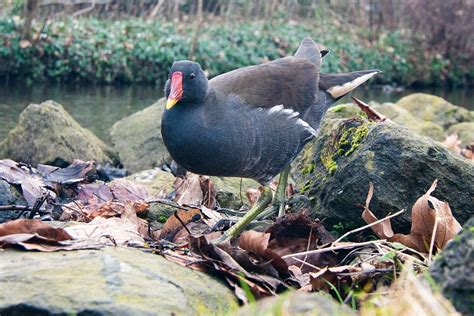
[
  {"left": 352, "top": 97, "right": 392, "bottom": 122},
  {"left": 65, "top": 204, "right": 146, "bottom": 247},
  {"left": 0, "top": 159, "right": 50, "bottom": 207},
  {"left": 172, "top": 173, "right": 217, "bottom": 207},
  {"left": 246, "top": 188, "right": 261, "bottom": 206},
  {"left": 159, "top": 208, "right": 202, "bottom": 242},
  {"left": 77, "top": 183, "right": 113, "bottom": 204},
  {"left": 362, "top": 180, "right": 462, "bottom": 253},
  {"left": 109, "top": 178, "right": 150, "bottom": 201},
  {"left": 442, "top": 134, "right": 462, "bottom": 154},
  {"left": 239, "top": 231, "right": 288, "bottom": 273},
  {"left": 0, "top": 219, "right": 71, "bottom": 241},
  {"left": 41, "top": 160, "right": 96, "bottom": 185},
  {"left": 309, "top": 265, "right": 360, "bottom": 291},
  {"left": 361, "top": 183, "right": 394, "bottom": 239},
  {"left": 0, "top": 233, "right": 102, "bottom": 252}
]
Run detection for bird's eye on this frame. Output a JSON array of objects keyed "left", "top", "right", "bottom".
[{"left": 190, "top": 73, "right": 196, "bottom": 80}]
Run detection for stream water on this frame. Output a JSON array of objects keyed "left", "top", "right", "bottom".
[{"left": 0, "top": 80, "right": 472, "bottom": 143}]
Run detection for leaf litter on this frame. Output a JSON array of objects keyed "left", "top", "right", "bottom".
[{"left": 0, "top": 158, "right": 465, "bottom": 309}]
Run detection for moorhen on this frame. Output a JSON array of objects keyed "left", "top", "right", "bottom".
[{"left": 162, "top": 37, "right": 379, "bottom": 243}]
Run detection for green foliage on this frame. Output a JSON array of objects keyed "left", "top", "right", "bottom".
[{"left": 0, "top": 16, "right": 470, "bottom": 86}]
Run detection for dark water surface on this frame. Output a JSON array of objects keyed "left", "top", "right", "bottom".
[{"left": 0, "top": 80, "right": 472, "bottom": 143}]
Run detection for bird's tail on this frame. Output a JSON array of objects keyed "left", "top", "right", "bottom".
[
  {"left": 294, "top": 37, "right": 330, "bottom": 66},
  {"left": 319, "top": 70, "right": 381, "bottom": 100}
]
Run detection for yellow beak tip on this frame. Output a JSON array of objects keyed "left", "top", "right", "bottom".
[{"left": 166, "top": 99, "right": 177, "bottom": 110}]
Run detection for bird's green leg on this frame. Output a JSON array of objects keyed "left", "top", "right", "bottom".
[
  {"left": 274, "top": 165, "right": 291, "bottom": 217},
  {"left": 213, "top": 186, "right": 272, "bottom": 244}
]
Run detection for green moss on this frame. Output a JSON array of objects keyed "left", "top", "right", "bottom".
[
  {"left": 320, "top": 152, "right": 338, "bottom": 174},
  {"left": 330, "top": 104, "right": 349, "bottom": 113},
  {"left": 157, "top": 215, "right": 168, "bottom": 223},
  {"left": 302, "top": 162, "right": 315, "bottom": 175},
  {"left": 319, "top": 120, "right": 372, "bottom": 175},
  {"left": 338, "top": 123, "right": 370, "bottom": 156},
  {"left": 444, "top": 108, "right": 457, "bottom": 116},
  {"left": 300, "top": 180, "right": 314, "bottom": 193}
]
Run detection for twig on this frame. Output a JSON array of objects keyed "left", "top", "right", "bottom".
[
  {"left": 0, "top": 205, "right": 30, "bottom": 211},
  {"left": 282, "top": 240, "right": 384, "bottom": 259},
  {"left": 173, "top": 211, "right": 192, "bottom": 236},
  {"left": 239, "top": 177, "right": 243, "bottom": 205},
  {"left": 332, "top": 209, "right": 406, "bottom": 245},
  {"left": 428, "top": 213, "right": 439, "bottom": 264},
  {"left": 147, "top": 198, "right": 194, "bottom": 212},
  {"left": 292, "top": 257, "right": 321, "bottom": 271},
  {"left": 299, "top": 226, "right": 314, "bottom": 270}
]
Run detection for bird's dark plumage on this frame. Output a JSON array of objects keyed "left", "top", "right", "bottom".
[{"left": 161, "top": 37, "right": 379, "bottom": 184}]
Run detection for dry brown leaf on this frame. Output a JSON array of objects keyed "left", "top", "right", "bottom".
[
  {"left": 0, "top": 219, "right": 71, "bottom": 241},
  {"left": 352, "top": 97, "right": 392, "bottom": 122},
  {"left": 65, "top": 203, "right": 146, "bottom": 247},
  {"left": 362, "top": 180, "right": 462, "bottom": 253},
  {"left": 361, "top": 183, "right": 394, "bottom": 239},
  {"left": 239, "top": 231, "right": 288, "bottom": 273},
  {"left": 88, "top": 201, "right": 124, "bottom": 219},
  {"left": 442, "top": 134, "right": 462, "bottom": 154},
  {"left": 309, "top": 265, "right": 361, "bottom": 291},
  {"left": 173, "top": 173, "right": 204, "bottom": 206},
  {"left": 158, "top": 208, "right": 202, "bottom": 242},
  {"left": 246, "top": 188, "right": 261, "bottom": 207},
  {"left": 108, "top": 178, "right": 150, "bottom": 201},
  {"left": 0, "top": 233, "right": 102, "bottom": 252},
  {"left": 200, "top": 176, "right": 217, "bottom": 208},
  {"left": 239, "top": 230, "right": 270, "bottom": 254},
  {"left": 41, "top": 160, "right": 96, "bottom": 184},
  {"left": 0, "top": 159, "right": 49, "bottom": 207},
  {"left": 77, "top": 183, "right": 114, "bottom": 204}
]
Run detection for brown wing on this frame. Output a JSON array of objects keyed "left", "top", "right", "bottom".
[{"left": 209, "top": 57, "right": 319, "bottom": 114}]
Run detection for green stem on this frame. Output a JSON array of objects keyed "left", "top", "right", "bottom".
[
  {"left": 274, "top": 165, "right": 290, "bottom": 217},
  {"left": 213, "top": 186, "right": 272, "bottom": 244}
]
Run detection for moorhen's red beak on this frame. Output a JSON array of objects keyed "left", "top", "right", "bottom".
[{"left": 166, "top": 71, "right": 184, "bottom": 110}]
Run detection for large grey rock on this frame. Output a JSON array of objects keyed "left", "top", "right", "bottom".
[
  {"left": 109, "top": 99, "right": 168, "bottom": 173},
  {"left": 0, "top": 179, "right": 27, "bottom": 222},
  {"left": 430, "top": 218, "right": 474, "bottom": 314},
  {"left": 235, "top": 291, "right": 354, "bottom": 316},
  {"left": 396, "top": 93, "right": 474, "bottom": 129},
  {"left": 0, "top": 101, "right": 118, "bottom": 167},
  {"left": 293, "top": 118, "right": 474, "bottom": 232},
  {"left": 0, "top": 247, "right": 238, "bottom": 315}
]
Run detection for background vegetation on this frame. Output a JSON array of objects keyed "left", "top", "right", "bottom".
[{"left": 0, "top": 0, "right": 472, "bottom": 87}]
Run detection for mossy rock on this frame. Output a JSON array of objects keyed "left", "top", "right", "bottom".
[
  {"left": 446, "top": 122, "right": 474, "bottom": 146},
  {"left": 234, "top": 291, "right": 354, "bottom": 316},
  {"left": 109, "top": 98, "right": 168, "bottom": 173},
  {"left": 396, "top": 93, "right": 474, "bottom": 129},
  {"left": 0, "top": 247, "right": 238, "bottom": 315},
  {"left": 0, "top": 101, "right": 117, "bottom": 167},
  {"left": 430, "top": 218, "right": 474, "bottom": 314},
  {"left": 372, "top": 102, "right": 446, "bottom": 141},
  {"left": 293, "top": 118, "right": 474, "bottom": 232},
  {"left": 325, "top": 103, "right": 366, "bottom": 120}
]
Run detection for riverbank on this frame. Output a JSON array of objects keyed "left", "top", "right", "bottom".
[{"left": 0, "top": 16, "right": 472, "bottom": 87}]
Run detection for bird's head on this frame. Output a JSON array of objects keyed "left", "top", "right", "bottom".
[{"left": 165, "top": 60, "right": 208, "bottom": 110}]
